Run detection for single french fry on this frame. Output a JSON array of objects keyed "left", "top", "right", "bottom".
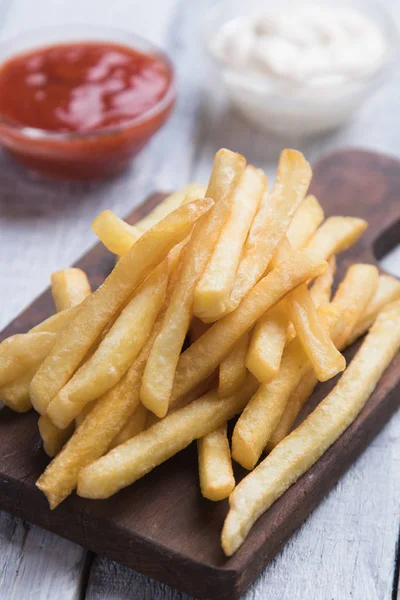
[
  {"left": 92, "top": 210, "right": 141, "bottom": 256},
  {"left": 0, "top": 369, "right": 35, "bottom": 413},
  {"left": 268, "top": 264, "right": 379, "bottom": 450},
  {"left": 110, "top": 403, "right": 148, "bottom": 449},
  {"left": 170, "top": 250, "right": 326, "bottom": 407},
  {"left": 222, "top": 300, "right": 400, "bottom": 556},
  {"left": 140, "top": 149, "right": 246, "bottom": 418},
  {"left": 246, "top": 305, "right": 289, "bottom": 384},
  {"left": 198, "top": 424, "right": 235, "bottom": 501},
  {"left": 347, "top": 274, "right": 400, "bottom": 345},
  {"left": 51, "top": 268, "right": 91, "bottom": 313},
  {"left": 306, "top": 216, "right": 367, "bottom": 260},
  {"left": 76, "top": 376, "right": 258, "bottom": 500},
  {"left": 135, "top": 183, "right": 206, "bottom": 233},
  {"left": 38, "top": 415, "right": 74, "bottom": 458},
  {"left": 0, "top": 332, "right": 57, "bottom": 387},
  {"left": 30, "top": 198, "right": 213, "bottom": 416},
  {"left": 225, "top": 150, "right": 312, "bottom": 313},
  {"left": 46, "top": 261, "right": 168, "bottom": 429},
  {"left": 219, "top": 333, "right": 249, "bottom": 398},
  {"left": 286, "top": 195, "right": 324, "bottom": 250},
  {"left": 193, "top": 166, "right": 265, "bottom": 321},
  {"left": 309, "top": 256, "right": 336, "bottom": 307}
]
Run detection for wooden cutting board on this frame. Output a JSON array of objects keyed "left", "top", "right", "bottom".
[{"left": 0, "top": 149, "right": 399, "bottom": 600}]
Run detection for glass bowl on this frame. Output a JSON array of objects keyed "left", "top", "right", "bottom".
[
  {"left": 0, "top": 25, "right": 176, "bottom": 180},
  {"left": 203, "top": 0, "right": 399, "bottom": 137}
]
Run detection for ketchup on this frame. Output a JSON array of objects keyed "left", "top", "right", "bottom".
[{"left": 0, "top": 41, "right": 175, "bottom": 179}]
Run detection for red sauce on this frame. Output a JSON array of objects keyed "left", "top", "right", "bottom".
[{"left": 0, "top": 41, "right": 175, "bottom": 179}]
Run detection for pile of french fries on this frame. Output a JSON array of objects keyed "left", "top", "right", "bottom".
[{"left": 1, "top": 148, "right": 400, "bottom": 557}]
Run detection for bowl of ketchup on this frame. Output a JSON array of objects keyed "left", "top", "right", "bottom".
[{"left": 0, "top": 26, "right": 176, "bottom": 180}]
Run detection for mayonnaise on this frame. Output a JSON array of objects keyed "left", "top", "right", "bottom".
[
  {"left": 213, "top": 5, "right": 387, "bottom": 88},
  {"left": 209, "top": 4, "right": 390, "bottom": 135}
]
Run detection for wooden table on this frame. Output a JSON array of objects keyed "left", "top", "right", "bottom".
[{"left": 1, "top": 1, "right": 400, "bottom": 598}]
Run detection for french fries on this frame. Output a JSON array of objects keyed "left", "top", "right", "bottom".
[
  {"left": 309, "top": 256, "right": 336, "bottom": 307},
  {"left": 219, "top": 333, "right": 249, "bottom": 398},
  {"left": 193, "top": 166, "right": 265, "bottom": 321},
  {"left": 225, "top": 150, "right": 312, "bottom": 314},
  {"left": 110, "top": 403, "right": 148, "bottom": 449},
  {"left": 51, "top": 268, "right": 91, "bottom": 313},
  {"left": 306, "top": 216, "right": 367, "bottom": 259},
  {"left": 140, "top": 149, "right": 245, "bottom": 418},
  {"left": 347, "top": 274, "right": 400, "bottom": 345},
  {"left": 247, "top": 196, "right": 325, "bottom": 383},
  {"left": 30, "top": 198, "right": 213, "bottom": 416},
  {"left": 198, "top": 424, "right": 235, "bottom": 501},
  {"left": 2, "top": 145, "right": 397, "bottom": 566},
  {"left": 268, "top": 267, "right": 386, "bottom": 449},
  {"left": 38, "top": 415, "right": 74, "bottom": 458},
  {"left": 286, "top": 195, "right": 324, "bottom": 250},
  {"left": 0, "top": 332, "right": 57, "bottom": 387},
  {"left": 170, "top": 250, "right": 326, "bottom": 406},
  {"left": 233, "top": 264, "right": 378, "bottom": 469},
  {"left": 77, "top": 376, "right": 258, "bottom": 500},
  {"left": 246, "top": 306, "right": 288, "bottom": 384},
  {"left": 222, "top": 300, "right": 400, "bottom": 556},
  {"left": 46, "top": 262, "right": 168, "bottom": 429},
  {"left": 0, "top": 369, "right": 34, "bottom": 413},
  {"left": 92, "top": 184, "right": 206, "bottom": 256}
]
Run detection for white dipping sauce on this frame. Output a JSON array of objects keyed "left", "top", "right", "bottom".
[{"left": 211, "top": 5, "right": 388, "bottom": 135}]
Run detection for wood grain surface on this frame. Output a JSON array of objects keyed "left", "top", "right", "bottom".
[{"left": 0, "top": 150, "right": 399, "bottom": 599}]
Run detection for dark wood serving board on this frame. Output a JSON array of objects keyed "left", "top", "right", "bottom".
[{"left": 1, "top": 149, "right": 400, "bottom": 600}]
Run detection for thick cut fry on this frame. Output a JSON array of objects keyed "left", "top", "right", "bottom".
[
  {"left": 286, "top": 195, "right": 324, "bottom": 250},
  {"left": 30, "top": 198, "right": 213, "bottom": 416},
  {"left": 38, "top": 415, "right": 74, "bottom": 458},
  {"left": 0, "top": 332, "right": 57, "bottom": 387},
  {"left": 135, "top": 183, "right": 206, "bottom": 232},
  {"left": 0, "top": 369, "right": 34, "bottom": 412},
  {"left": 222, "top": 300, "right": 400, "bottom": 556},
  {"left": 219, "top": 333, "right": 249, "bottom": 398},
  {"left": 77, "top": 376, "right": 258, "bottom": 500},
  {"left": 198, "top": 424, "right": 235, "bottom": 501},
  {"left": 47, "top": 262, "right": 168, "bottom": 429},
  {"left": 347, "top": 274, "right": 400, "bottom": 345},
  {"left": 30, "top": 306, "right": 80, "bottom": 334},
  {"left": 194, "top": 166, "right": 265, "bottom": 321},
  {"left": 51, "top": 268, "right": 91, "bottom": 313},
  {"left": 92, "top": 210, "right": 141, "bottom": 256},
  {"left": 268, "top": 265, "right": 382, "bottom": 449},
  {"left": 309, "top": 256, "right": 336, "bottom": 307},
  {"left": 140, "top": 149, "right": 245, "bottom": 418},
  {"left": 246, "top": 305, "right": 289, "bottom": 384},
  {"left": 225, "top": 150, "right": 312, "bottom": 313},
  {"left": 110, "top": 403, "right": 148, "bottom": 449},
  {"left": 170, "top": 250, "right": 326, "bottom": 407},
  {"left": 306, "top": 216, "right": 367, "bottom": 260}
]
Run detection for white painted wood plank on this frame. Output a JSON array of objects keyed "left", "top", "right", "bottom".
[{"left": 0, "top": 511, "right": 89, "bottom": 600}]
